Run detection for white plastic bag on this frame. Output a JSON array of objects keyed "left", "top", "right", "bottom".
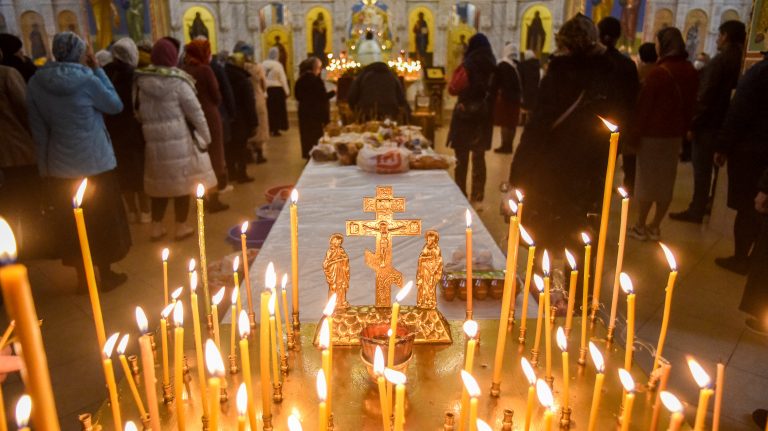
[{"left": 356, "top": 145, "right": 412, "bottom": 174}]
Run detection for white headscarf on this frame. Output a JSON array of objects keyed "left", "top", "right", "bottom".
[
  {"left": 111, "top": 38, "right": 139, "bottom": 67},
  {"left": 500, "top": 42, "right": 518, "bottom": 66}
]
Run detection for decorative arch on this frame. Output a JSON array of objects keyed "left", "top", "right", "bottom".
[
  {"left": 182, "top": 5, "right": 217, "bottom": 52},
  {"left": 684, "top": 8, "right": 708, "bottom": 60},
  {"left": 520, "top": 4, "right": 552, "bottom": 58},
  {"left": 20, "top": 11, "right": 48, "bottom": 60},
  {"left": 408, "top": 6, "right": 435, "bottom": 64},
  {"left": 306, "top": 6, "right": 332, "bottom": 61},
  {"left": 651, "top": 8, "right": 674, "bottom": 38},
  {"left": 720, "top": 9, "right": 740, "bottom": 24},
  {"left": 57, "top": 10, "right": 80, "bottom": 34},
  {"left": 450, "top": 2, "right": 480, "bottom": 29}
]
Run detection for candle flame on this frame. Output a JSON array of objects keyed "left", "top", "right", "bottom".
[
  {"left": 188, "top": 258, "right": 196, "bottom": 272},
  {"left": 599, "top": 116, "right": 618, "bottom": 132},
  {"left": 476, "top": 419, "right": 492, "bottom": 431},
  {"left": 0, "top": 217, "right": 18, "bottom": 262},
  {"left": 103, "top": 332, "right": 120, "bottom": 358},
  {"left": 508, "top": 199, "right": 518, "bottom": 215},
  {"left": 521, "top": 357, "right": 536, "bottom": 386},
  {"left": 519, "top": 224, "right": 534, "bottom": 246},
  {"left": 589, "top": 342, "right": 605, "bottom": 373},
  {"left": 15, "top": 395, "right": 31, "bottom": 428},
  {"left": 204, "top": 339, "right": 225, "bottom": 376},
  {"left": 542, "top": 250, "right": 550, "bottom": 275},
  {"left": 268, "top": 291, "right": 276, "bottom": 316},
  {"left": 73, "top": 178, "right": 88, "bottom": 208},
  {"left": 460, "top": 370, "right": 480, "bottom": 397},
  {"left": 135, "top": 307, "right": 148, "bottom": 333},
  {"left": 161, "top": 247, "right": 169, "bottom": 262},
  {"left": 116, "top": 334, "right": 129, "bottom": 355},
  {"left": 281, "top": 273, "right": 288, "bottom": 290},
  {"left": 316, "top": 370, "right": 327, "bottom": 401},
  {"left": 533, "top": 274, "right": 544, "bottom": 292},
  {"left": 190, "top": 271, "right": 198, "bottom": 293},
  {"left": 173, "top": 301, "right": 184, "bottom": 326},
  {"left": 233, "top": 256, "right": 240, "bottom": 272},
  {"left": 687, "top": 357, "right": 711, "bottom": 388},
  {"left": 265, "top": 262, "right": 276, "bottom": 289},
  {"left": 465, "top": 209, "right": 472, "bottom": 228},
  {"left": 196, "top": 183, "right": 205, "bottom": 198},
  {"left": 385, "top": 368, "right": 407, "bottom": 386},
  {"left": 373, "top": 346, "right": 385, "bottom": 376},
  {"left": 241, "top": 221, "right": 249, "bottom": 235},
  {"left": 620, "top": 273, "right": 634, "bottom": 294},
  {"left": 161, "top": 303, "right": 174, "bottom": 319},
  {"left": 618, "top": 187, "right": 629, "bottom": 199},
  {"left": 515, "top": 189, "right": 524, "bottom": 202},
  {"left": 212, "top": 287, "right": 225, "bottom": 306},
  {"left": 565, "top": 249, "right": 576, "bottom": 270},
  {"left": 318, "top": 318, "right": 330, "bottom": 349},
  {"left": 323, "top": 294, "right": 337, "bottom": 317},
  {"left": 238, "top": 310, "right": 250, "bottom": 338},
  {"left": 536, "top": 378, "right": 554, "bottom": 409},
  {"left": 171, "top": 286, "right": 184, "bottom": 301},
  {"left": 231, "top": 288, "right": 239, "bottom": 305},
  {"left": 395, "top": 281, "right": 413, "bottom": 303},
  {"left": 660, "top": 391, "right": 683, "bottom": 413},
  {"left": 291, "top": 189, "right": 299, "bottom": 204},
  {"left": 288, "top": 414, "right": 303, "bottom": 431},
  {"left": 556, "top": 327, "right": 567, "bottom": 351},
  {"left": 618, "top": 368, "right": 635, "bottom": 393},
  {"left": 581, "top": 232, "right": 591, "bottom": 245},
  {"left": 236, "top": 383, "right": 248, "bottom": 416},
  {"left": 659, "top": 243, "right": 677, "bottom": 271},
  {"left": 124, "top": 422, "right": 137, "bottom": 431},
  {"left": 463, "top": 319, "right": 478, "bottom": 339}
]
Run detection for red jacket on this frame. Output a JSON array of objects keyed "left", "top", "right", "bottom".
[{"left": 634, "top": 56, "right": 698, "bottom": 139}]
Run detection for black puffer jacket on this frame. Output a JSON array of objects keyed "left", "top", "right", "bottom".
[{"left": 348, "top": 62, "right": 408, "bottom": 121}]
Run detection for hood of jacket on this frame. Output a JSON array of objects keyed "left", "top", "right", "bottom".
[
  {"left": 32, "top": 62, "right": 95, "bottom": 96},
  {"left": 136, "top": 66, "right": 195, "bottom": 97}
]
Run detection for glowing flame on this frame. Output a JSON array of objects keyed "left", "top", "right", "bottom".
[
  {"left": 515, "top": 189, "right": 524, "bottom": 203},
  {"left": 618, "top": 187, "right": 629, "bottom": 199},
  {"left": 268, "top": 291, "right": 276, "bottom": 316},
  {"left": 236, "top": 383, "right": 248, "bottom": 416},
  {"left": 282, "top": 273, "right": 288, "bottom": 290},
  {"left": 135, "top": 307, "right": 148, "bottom": 333},
  {"left": 385, "top": 368, "right": 407, "bottom": 386},
  {"left": 476, "top": 419, "right": 492, "bottom": 431},
  {"left": 659, "top": 243, "right": 677, "bottom": 271},
  {"left": 687, "top": 357, "right": 711, "bottom": 388},
  {"left": 212, "top": 287, "right": 225, "bottom": 306},
  {"left": 589, "top": 342, "right": 604, "bottom": 373},
  {"left": 536, "top": 379, "right": 554, "bottom": 409},
  {"left": 291, "top": 189, "right": 299, "bottom": 204},
  {"left": 173, "top": 301, "right": 184, "bottom": 326},
  {"left": 162, "top": 248, "right": 169, "bottom": 262},
  {"left": 233, "top": 256, "right": 240, "bottom": 273},
  {"left": 581, "top": 232, "right": 591, "bottom": 245},
  {"left": 241, "top": 221, "right": 249, "bottom": 235},
  {"left": 161, "top": 303, "right": 174, "bottom": 319},
  {"left": 103, "top": 332, "right": 120, "bottom": 358},
  {"left": 318, "top": 318, "right": 330, "bottom": 349},
  {"left": 521, "top": 357, "right": 536, "bottom": 386},
  {"left": 204, "top": 339, "right": 225, "bottom": 376},
  {"left": 15, "top": 394, "right": 31, "bottom": 428},
  {"left": 556, "top": 327, "right": 567, "bottom": 351},
  {"left": 316, "top": 370, "right": 327, "bottom": 401},
  {"left": 460, "top": 370, "right": 480, "bottom": 397},
  {"left": 196, "top": 183, "right": 205, "bottom": 198},
  {"left": 188, "top": 259, "right": 196, "bottom": 272},
  {"left": 190, "top": 271, "right": 198, "bottom": 293},
  {"left": 463, "top": 320, "right": 478, "bottom": 339},
  {"left": 534, "top": 275, "right": 544, "bottom": 292},
  {"left": 508, "top": 199, "right": 518, "bottom": 215},
  {"left": 116, "top": 334, "right": 129, "bottom": 355},
  {"left": 395, "top": 281, "right": 414, "bottom": 303},
  {"left": 618, "top": 368, "right": 635, "bottom": 392},
  {"left": 265, "top": 262, "right": 276, "bottom": 289},
  {"left": 124, "top": 422, "right": 137, "bottom": 431},
  {"left": 171, "top": 287, "right": 184, "bottom": 301},
  {"left": 323, "top": 294, "right": 337, "bottom": 317},
  {"left": 73, "top": 178, "right": 88, "bottom": 208},
  {"left": 465, "top": 209, "right": 472, "bottom": 228},
  {"left": 660, "top": 391, "right": 683, "bottom": 413},
  {"left": 0, "top": 217, "right": 18, "bottom": 262},
  {"left": 238, "top": 310, "right": 250, "bottom": 338},
  {"left": 230, "top": 288, "right": 238, "bottom": 305},
  {"left": 519, "top": 225, "right": 534, "bottom": 246},
  {"left": 565, "top": 249, "right": 576, "bottom": 270},
  {"left": 373, "top": 346, "right": 385, "bottom": 376},
  {"left": 599, "top": 116, "right": 618, "bottom": 133},
  {"left": 542, "top": 250, "right": 550, "bottom": 275},
  {"left": 620, "top": 273, "right": 634, "bottom": 294},
  {"left": 288, "top": 414, "right": 303, "bottom": 431}
]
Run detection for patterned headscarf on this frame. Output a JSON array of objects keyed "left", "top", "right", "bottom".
[
  {"left": 267, "top": 46, "right": 280, "bottom": 61},
  {"left": 151, "top": 38, "right": 178, "bottom": 67},
  {"left": 52, "top": 32, "right": 86, "bottom": 63},
  {"left": 556, "top": 14, "right": 598, "bottom": 54},
  {"left": 184, "top": 39, "right": 211, "bottom": 66},
  {"left": 656, "top": 27, "right": 688, "bottom": 59},
  {"left": 111, "top": 38, "right": 139, "bottom": 67},
  {"left": 233, "top": 41, "right": 255, "bottom": 60}
]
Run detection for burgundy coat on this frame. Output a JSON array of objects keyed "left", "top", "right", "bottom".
[
  {"left": 633, "top": 56, "right": 698, "bottom": 139},
  {"left": 182, "top": 63, "right": 226, "bottom": 180}
]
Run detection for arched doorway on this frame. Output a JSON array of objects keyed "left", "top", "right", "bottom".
[
  {"left": 20, "top": 11, "right": 48, "bottom": 60},
  {"left": 182, "top": 6, "right": 217, "bottom": 52},
  {"left": 261, "top": 3, "right": 293, "bottom": 78},
  {"left": 57, "top": 10, "right": 80, "bottom": 34},
  {"left": 650, "top": 8, "right": 674, "bottom": 39}
]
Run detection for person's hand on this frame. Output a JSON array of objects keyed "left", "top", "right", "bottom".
[
  {"left": 686, "top": 130, "right": 695, "bottom": 142},
  {"left": 756, "top": 192, "right": 768, "bottom": 214},
  {"left": 714, "top": 152, "right": 728, "bottom": 167},
  {"left": 83, "top": 44, "right": 97, "bottom": 70}
]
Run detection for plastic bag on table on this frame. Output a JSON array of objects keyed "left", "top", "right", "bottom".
[{"left": 356, "top": 145, "right": 412, "bottom": 174}]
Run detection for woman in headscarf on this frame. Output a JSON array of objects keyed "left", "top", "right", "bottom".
[
  {"left": 627, "top": 27, "right": 698, "bottom": 241},
  {"left": 262, "top": 46, "right": 290, "bottom": 136},
  {"left": 446, "top": 33, "right": 496, "bottom": 209},
  {"left": 0, "top": 33, "right": 37, "bottom": 81},
  {"left": 233, "top": 41, "right": 269, "bottom": 163},
  {"left": 295, "top": 56, "right": 335, "bottom": 159},
  {"left": 27, "top": 32, "right": 130, "bottom": 291},
  {"left": 492, "top": 42, "right": 522, "bottom": 154},
  {"left": 103, "top": 38, "right": 149, "bottom": 224},
  {"left": 182, "top": 38, "right": 229, "bottom": 212}
]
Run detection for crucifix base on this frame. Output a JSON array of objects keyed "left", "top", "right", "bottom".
[{"left": 312, "top": 305, "right": 453, "bottom": 346}]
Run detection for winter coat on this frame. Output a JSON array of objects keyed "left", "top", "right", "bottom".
[
  {"left": 492, "top": 61, "right": 521, "bottom": 127},
  {"left": 633, "top": 56, "right": 698, "bottom": 139},
  {"left": 603, "top": 47, "right": 639, "bottom": 130},
  {"left": 446, "top": 45, "right": 496, "bottom": 151},
  {"left": 27, "top": 63, "right": 123, "bottom": 178},
  {"left": 519, "top": 58, "right": 540, "bottom": 109},
  {"left": 134, "top": 67, "right": 216, "bottom": 197},
  {"left": 262, "top": 59, "right": 290, "bottom": 95},
  {"left": 348, "top": 61, "right": 408, "bottom": 121},
  {"left": 691, "top": 43, "right": 743, "bottom": 132},
  {"left": 182, "top": 62, "right": 226, "bottom": 180},
  {"left": 295, "top": 72, "right": 335, "bottom": 158},
  {"left": 244, "top": 61, "right": 270, "bottom": 145},
  {"left": 211, "top": 59, "right": 236, "bottom": 142},
  {"left": 225, "top": 62, "right": 258, "bottom": 137},
  {"left": 0, "top": 65, "right": 35, "bottom": 168}
]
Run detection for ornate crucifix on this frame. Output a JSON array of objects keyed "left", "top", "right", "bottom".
[{"left": 346, "top": 186, "right": 422, "bottom": 307}]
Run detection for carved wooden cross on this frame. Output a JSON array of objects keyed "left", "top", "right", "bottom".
[{"left": 346, "top": 186, "right": 422, "bottom": 307}]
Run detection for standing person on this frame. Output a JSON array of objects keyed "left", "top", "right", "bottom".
[
  {"left": 357, "top": 31, "right": 382, "bottom": 66},
  {"left": 295, "top": 57, "right": 335, "bottom": 159},
  {"left": 27, "top": 32, "right": 130, "bottom": 290},
  {"left": 492, "top": 42, "right": 522, "bottom": 154},
  {"left": 182, "top": 39, "right": 229, "bottom": 212},
  {"left": 348, "top": 59, "right": 408, "bottom": 122},
  {"left": 518, "top": 49, "right": 540, "bottom": 114},
  {"left": 628, "top": 27, "right": 698, "bottom": 241},
  {"left": 0, "top": 34, "right": 36, "bottom": 82},
  {"left": 233, "top": 42, "right": 269, "bottom": 164},
  {"left": 713, "top": 52, "right": 768, "bottom": 274},
  {"left": 740, "top": 167, "right": 768, "bottom": 333},
  {"left": 103, "top": 38, "right": 150, "bottom": 224},
  {"left": 210, "top": 50, "right": 236, "bottom": 165},
  {"left": 263, "top": 46, "right": 290, "bottom": 136},
  {"left": 670, "top": 21, "right": 746, "bottom": 224},
  {"left": 447, "top": 33, "right": 496, "bottom": 210},
  {"left": 224, "top": 53, "right": 258, "bottom": 182},
  {"left": 637, "top": 42, "right": 658, "bottom": 82},
  {"left": 135, "top": 38, "right": 217, "bottom": 241}
]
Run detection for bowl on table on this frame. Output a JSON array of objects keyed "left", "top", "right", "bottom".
[{"left": 359, "top": 323, "right": 415, "bottom": 380}]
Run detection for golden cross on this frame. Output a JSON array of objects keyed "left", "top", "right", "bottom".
[{"left": 346, "top": 186, "right": 422, "bottom": 307}]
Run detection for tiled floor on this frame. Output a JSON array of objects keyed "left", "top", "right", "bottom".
[{"left": 1, "top": 113, "right": 766, "bottom": 430}]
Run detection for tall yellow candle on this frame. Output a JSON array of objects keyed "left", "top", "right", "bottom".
[
  {"left": 188, "top": 267, "right": 209, "bottom": 418},
  {"left": 319, "top": 319, "right": 332, "bottom": 417},
  {"left": 518, "top": 226, "right": 535, "bottom": 342},
  {"left": 385, "top": 369, "right": 407, "bottom": 431},
  {"left": 460, "top": 371, "right": 480, "bottom": 431},
  {"left": 173, "top": 302, "right": 185, "bottom": 431},
  {"left": 195, "top": 184, "right": 211, "bottom": 313},
  {"left": 556, "top": 328, "right": 569, "bottom": 410},
  {"left": 564, "top": 250, "right": 578, "bottom": 336},
  {"left": 688, "top": 357, "right": 714, "bottom": 431},
  {"left": 591, "top": 118, "right": 620, "bottom": 321},
  {"left": 238, "top": 311, "right": 258, "bottom": 431},
  {"left": 713, "top": 363, "right": 725, "bottom": 431},
  {"left": 281, "top": 274, "right": 294, "bottom": 349},
  {"left": 608, "top": 188, "right": 630, "bottom": 339},
  {"left": 236, "top": 383, "right": 247, "bottom": 431},
  {"left": 14, "top": 394, "right": 30, "bottom": 431},
  {"left": 520, "top": 358, "right": 537, "bottom": 431},
  {"left": 273, "top": 285, "right": 286, "bottom": 365},
  {"left": 618, "top": 369, "right": 635, "bottom": 431},
  {"left": 459, "top": 320, "right": 478, "bottom": 431},
  {"left": 160, "top": 304, "right": 174, "bottom": 389},
  {"left": 260, "top": 290, "right": 272, "bottom": 422},
  {"left": 506, "top": 201, "right": 521, "bottom": 324},
  {"left": 116, "top": 335, "right": 147, "bottom": 417},
  {"left": 620, "top": 273, "right": 635, "bottom": 370},
  {"left": 373, "top": 347, "right": 391, "bottom": 430},
  {"left": 204, "top": 340, "right": 225, "bottom": 431},
  {"left": 514, "top": 189, "right": 525, "bottom": 221},
  {"left": 317, "top": 370, "right": 328, "bottom": 431},
  {"left": 268, "top": 293, "right": 279, "bottom": 383},
  {"left": 162, "top": 248, "right": 170, "bottom": 306},
  {"left": 102, "top": 333, "right": 123, "bottom": 431},
  {"left": 211, "top": 287, "right": 225, "bottom": 352},
  {"left": 649, "top": 363, "right": 672, "bottom": 431},
  {"left": 234, "top": 261, "right": 242, "bottom": 318},
  {"left": 579, "top": 233, "right": 592, "bottom": 364},
  {"left": 586, "top": 342, "right": 605, "bottom": 431},
  {"left": 136, "top": 307, "right": 161, "bottom": 431},
  {"left": 322, "top": 294, "right": 337, "bottom": 411},
  {"left": 290, "top": 189, "right": 300, "bottom": 329},
  {"left": 465, "top": 209, "right": 473, "bottom": 320},
  {"left": 542, "top": 251, "right": 553, "bottom": 382},
  {"left": 654, "top": 243, "right": 678, "bottom": 373},
  {"left": 661, "top": 391, "right": 686, "bottom": 431},
  {"left": 536, "top": 379, "right": 554, "bottom": 431},
  {"left": 531, "top": 276, "right": 545, "bottom": 363},
  {"left": 240, "top": 222, "right": 255, "bottom": 320},
  {"left": 230, "top": 289, "right": 238, "bottom": 364},
  {"left": 388, "top": 282, "right": 412, "bottom": 370}
]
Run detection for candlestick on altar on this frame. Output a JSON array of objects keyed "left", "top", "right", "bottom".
[
  {"left": 620, "top": 273, "right": 636, "bottom": 370},
  {"left": 536, "top": 379, "right": 555, "bottom": 431},
  {"left": 229, "top": 289, "right": 239, "bottom": 374},
  {"left": 578, "top": 233, "right": 592, "bottom": 366},
  {"left": 688, "top": 357, "right": 714, "bottom": 431},
  {"left": 188, "top": 265, "right": 209, "bottom": 422},
  {"left": 211, "top": 287, "right": 225, "bottom": 353},
  {"left": 556, "top": 327, "right": 571, "bottom": 427},
  {"left": 240, "top": 221, "right": 256, "bottom": 329},
  {"left": 15, "top": 394, "right": 30, "bottom": 431},
  {"left": 586, "top": 342, "right": 605, "bottom": 431},
  {"left": 373, "top": 347, "right": 390, "bottom": 431},
  {"left": 653, "top": 243, "right": 678, "bottom": 381},
  {"left": 459, "top": 320, "right": 478, "bottom": 431},
  {"left": 607, "top": 187, "right": 630, "bottom": 341},
  {"left": 713, "top": 362, "right": 725, "bottom": 431},
  {"left": 661, "top": 391, "right": 686, "bottom": 431},
  {"left": 0, "top": 219, "right": 60, "bottom": 430},
  {"left": 531, "top": 275, "right": 545, "bottom": 367},
  {"left": 136, "top": 307, "right": 162, "bottom": 431},
  {"left": 260, "top": 290, "right": 273, "bottom": 430},
  {"left": 618, "top": 369, "right": 635, "bottom": 431},
  {"left": 281, "top": 274, "right": 295, "bottom": 350},
  {"left": 318, "top": 318, "right": 332, "bottom": 424},
  {"left": 268, "top": 292, "right": 282, "bottom": 403},
  {"left": 465, "top": 209, "right": 473, "bottom": 320},
  {"left": 173, "top": 302, "right": 186, "bottom": 431},
  {"left": 232, "top": 256, "right": 242, "bottom": 319},
  {"left": 388, "top": 282, "right": 413, "bottom": 372},
  {"left": 159, "top": 303, "right": 174, "bottom": 403},
  {"left": 317, "top": 370, "right": 328, "bottom": 431},
  {"left": 518, "top": 225, "right": 535, "bottom": 343},
  {"left": 205, "top": 339, "right": 225, "bottom": 430},
  {"left": 649, "top": 362, "right": 671, "bottom": 431},
  {"left": 162, "top": 248, "right": 170, "bottom": 306},
  {"left": 290, "top": 189, "right": 300, "bottom": 330},
  {"left": 322, "top": 293, "right": 337, "bottom": 411},
  {"left": 102, "top": 333, "right": 123, "bottom": 431},
  {"left": 238, "top": 310, "right": 258, "bottom": 430},
  {"left": 194, "top": 184, "right": 211, "bottom": 314},
  {"left": 564, "top": 250, "right": 578, "bottom": 336},
  {"left": 275, "top": 277, "right": 288, "bottom": 374},
  {"left": 506, "top": 200, "right": 521, "bottom": 326},
  {"left": 116, "top": 335, "right": 148, "bottom": 418},
  {"left": 520, "top": 358, "right": 537, "bottom": 431},
  {"left": 542, "top": 250, "right": 553, "bottom": 386},
  {"left": 592, "top": 117, "right": 620, "bottom": 321},
  {"left": 387, "top": 369, "right": 408, "bottom": 431},
  {"left": 460, "top": 371, "right": 480, "bottom": 431},
  {"left": 236, "top": 383, "right": 247, "bottom": 431}
]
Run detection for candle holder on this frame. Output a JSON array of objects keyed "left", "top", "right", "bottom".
[
  {"left": 280, "top": 353, "right": 289, "bottom": 375},
  {"left": 507, "top": 309, "right": 515, "bottom": 332},
  {"left": 220, "top": 386, "right": 228, "bottom": 403},
  {"left": 263, "top": 414, "right": 273, "bottom": 431},
  {"left": 545, "top": 375, "right": 554, "bottom": 389},
  {"left": 502, "top": 408, "right": 514, "bottom": 431},
  {"left": 559, "top": 406, "right": 572, "bottom": 429},
  {"left": 518, "top": 327, "right": 527, "bottom": 344},
  {"left": 162, "top": 383, "right": 173, "bottom": 404},
  {"left": 530, "top": 349, "right": 539, "bottom": 367},
  {"left": 490, "top": 381, "right": 501, "bottom": 397},
  {"left": 606, "top": 325, "right": 615, "bottom": 343},
  {"left": 292, "top": 313, "right": 300, "bottom": 331},
  {"left": 443, "top": 412, "right": 455, "bottom": 431},
  {"left": 141, "top": 413, "right": 151, "bottom": 430},
  {"left": 206, "top": 314, "right": 214, "bottom": 338},
  {"left": 182, "top": 355, "right": 191, "bottom": 382},
  {"left": 201, "top": 415, "right": 209, "bottom": 431},
  {"left": 228, "top": 354, "right": 239, "bottom": 374},
  {"left": 550, "top": 306, "right": 557, "bottom": 326},
  {"left": 577, "top": 347, "right": 587, "bottom": 366},
  {"left": 128, "top": 354, "right": 141, "bottom": 383},
  {"left": 287, "top": 330, "right": 296, "bottom": 350},
  {"left": 328, "top": 413, "right": 335, "bottom": 430},
  {"left": 465, "top": 310, "right": 473, "bottom": 321},
  {"left": 78, "top": 413, "right": 94, "bottom": 431},
  {"left": 148, "top": 333, "right": 157, "bottom": 362},
  {"left": 272, "top": 382, "right": 283, "bottom": 403}
]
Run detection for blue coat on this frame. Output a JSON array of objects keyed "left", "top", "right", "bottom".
[{"left": 27, "top": 62, "right": 123, "bottom": 178}]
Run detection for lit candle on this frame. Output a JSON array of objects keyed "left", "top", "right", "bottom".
[
  {"left": 230, "top": 288, "right": 238, "bottom": 367},
  {"left": 288, "top": 412, "right": 303, "bottom": 431},
  {"left": 71, "top": 179, "right": 106, "bottom": 349},
  {"left": 171, "top": 286, "right": 183, "bottom": 305},
  {"left": 620, "top": 273, "right": 635, "bottom": 370},
  {"left": 492, "top": 201, "right": 519, "bottom": 397},
  {"left": 536, "top": 379, "right": 554, "bottom": 431},
  {"left": 515, "top": 189, "right": 525, "bottom": 221},
  {"left": 160, "top": 303, "right": 174, "bottom": 391},
  {"left": 649, "top": 363, "right": 672, "bottom": 431},
  {"left": 236, "top": 383, "right": 247, "bottom": 431},
  {"left": 618, "top": 369, "right": 635, "bottom": 431},
  {"left": 240, "top": 221, "right": 255, "bottom": 323},
  {"left": 273, "top": 280, "right": 286, "bottom": 368},
  {"left": 211, "top": 287, "right": 225, "bottom": 352},
  {"left": 233, "top": 256, "right": 242, "bottom": 318},
  {"left": 591, "top": 117, "right": 620, "bottom": 321},
  {"left": 388, "top": 282, "right": 413, "bottom": 370},
  {"left": 173, "top": 302, "right": 185, "bottom": 431},
  {"left": 564, "top": 250, "right": 578, "bottom": 336},
  {"left": 116, "top": 334, "right": 147, "bottom": 418},
  {"left": 608, "top": 187, "right": 630, "bottom": 340},
  {"left": 162, "top": 248, "right": 170, "bottom": 306},
  {"left": 187, "top": 264, "right": 209, "bottom": 418},
  {"left": 204, "top": 339, "right": 225, "bottom": 431},
  {"left": 135, "top": 307, "right": 161, "bottom": 430},
  {"left": 542, "top": 251, "right": 553, "bottom": 383},
  {"left": 387, "top": 369, "right": 408, "bottom": 431},
  {"left": 373, "top": 347, "right": 390, "bottom": 430},
  {"left": 586, "top": 342, "right": 605, "bottom": 431},
  {"left": 268, "top": 292, "right": 279, "bottom": 384},
  {"left": 556, "top": 327, "right": 569, "bottom": 411},
  {"left": 124, "top": 421, "right": 137, "bottom": 431},
  {"left": 102, "top": 333, "right": 123, "bottom": 431},
  {"left": 281, "top": 274, "right": 294, "bottom": 349},
  {"left": 518, "top": 226, "right": 535, "bottom": 343},
  {"left": 579, "top": 233, "right": 591, "bottom": 365},
  {"left": 290, "top": 189, "right": 300, "bottom": 329},
  {"left": 459, "top": 320, "right": 478, "bottom": 431},
  {"left": 688, "top": 357, "right": 714, "bottom": 431},
  {"left": 238, "top": 310, "right": 258, "bottom": 430},
  {"left": 661, "top": 391, "right": 686, "bottom": 431},
  {"left": 15, "top": 394, "right": 30, "bottom": 431},
  {"left": 521, "top": 358, "right": 537, "bottom": 431},
  {"left": 322, "top": 294, "right": 337, "bottom": 410},
  {"left": 531, "top": 275, "right": 545, "bottom": 364},
  {"left": 260, "top": 289, "right": 272, "bottom": 423},
  {"left": 0, "top": 220, "right": 60, "bottom": 430},
  {"left": 713, "top": 362, "right": 725, "bottom": 431},
  {"left": 460, "top": 371, "right": 480, "bottom": 431},
  {"left": 195, "top": 184, "right": 211, "bottom": 313},
  {"left": 653, "top": 243, "right": 678, "bottom": 374},
  {"left": 319, "top": 318, "right": 332, "bottom": 420},
  {"left": 476, "top": 419, "right": 492, "bottom": 431},
  {"left": 317, "top": 370, "right": 328, "bottom": 431},
  {"left": 465, "top": 209, "right": 473, "bottom": 320}
]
